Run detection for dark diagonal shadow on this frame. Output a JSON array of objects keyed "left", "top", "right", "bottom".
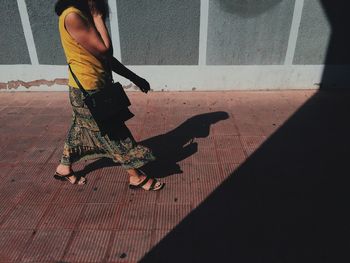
[
  {"left": 77, "top": 112, "right": 229, "bottom": 178},
  {"left": 140, "top": 2, "right": 350, "bottom": 262},
  {"left": 141, "top": 90, "right": 350, "bottom": 263},
  {"left": 320, "top": 1, "right": 350, "bottom": 88}
]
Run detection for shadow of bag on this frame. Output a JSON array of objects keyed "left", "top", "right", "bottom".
[{"left": 68, "top": 65, "right": 134, "bottom": 135}]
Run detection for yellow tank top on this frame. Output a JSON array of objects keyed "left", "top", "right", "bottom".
[{"left": 59, "top": 7, "right": 107, "bottom": 90}]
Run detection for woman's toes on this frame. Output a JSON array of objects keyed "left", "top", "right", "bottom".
[
  {"left": 77, "top": 177, "right": 87, "bottom": 185},
  {"left": 66, "top": 175, "right": 77, "bottom": 184}
]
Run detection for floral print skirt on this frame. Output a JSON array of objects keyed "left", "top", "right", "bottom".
[{"left": 60, "top": 87, "right": 155, "bottom": 170}]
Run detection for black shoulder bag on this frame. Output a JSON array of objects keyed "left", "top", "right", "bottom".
[{"left": 68, "top": 64, "right": 134, "bottom": 135}]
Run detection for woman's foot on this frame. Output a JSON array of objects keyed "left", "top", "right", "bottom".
[
  {"left": 127, "top": 168, "right": 164, "bottom": 191},
  {"left": 129, "top": 175, "right": 164, "bottom": 191},
  {"left": 55, "top": 164, "right": 86, "bottom": 185}
]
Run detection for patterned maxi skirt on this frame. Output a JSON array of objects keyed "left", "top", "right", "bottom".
[{"left": 60, "top": 86, "right": 156, "bottom": 169}]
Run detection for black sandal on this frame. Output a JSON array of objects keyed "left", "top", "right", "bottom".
[
  {"left": 129, "top": 175, "right": 165, "bottom": 191},
  {"left": 53, "top": 171, "right": 86, "bottom": 185}
]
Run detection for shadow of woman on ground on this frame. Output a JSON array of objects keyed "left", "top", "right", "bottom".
[
  {"left": 139, "top": 111, "right": 229, "bottom": 178},
  {"left": 77, "top": 111, "right": 229, "bottom": 179}
]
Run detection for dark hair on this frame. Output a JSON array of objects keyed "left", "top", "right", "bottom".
[
  {"left": 55, "top": 0, "right": 88, "bottom": 16},
  {"left": 88, "top": 0, "right": 109, "bottom": 20},
  {"left": 55, "top": 0, "right": 109, "bottom": 20}
]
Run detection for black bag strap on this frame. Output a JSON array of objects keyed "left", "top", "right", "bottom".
[{"left": 68, "top": 64, "right": 90, "bottom": 98}]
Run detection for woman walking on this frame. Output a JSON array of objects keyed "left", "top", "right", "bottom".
[{"left": 54, "top": 0, "right": 164, "bottom": 191}]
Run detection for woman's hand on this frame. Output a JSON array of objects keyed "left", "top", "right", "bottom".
[{"left": 133, "top": 77, "right": 151, "bottom": 93}]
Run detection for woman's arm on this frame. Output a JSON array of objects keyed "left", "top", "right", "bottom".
[
  {"left": 65, "top": 12, "right": 109, "bottom": 61},
  {"left": 90, "top": 8, "right": 150, "bottom": 93},
  {"left": 110, "top": 57, "right": 151, "bottom": 93},
  {"left": 92, "top": 14, "right": 113, "bottom": 56}
]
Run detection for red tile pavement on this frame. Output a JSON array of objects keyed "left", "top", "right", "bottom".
[
  {"left": 19, "top": 229, "right": 72, "bottom": 262},
  {"left": 107, "top": 230, "right": 153, "bottom": 262},
  {"left": 0, "top": 230, "right": 33, "bottom": 262},
  {"left": 63, "top": 230, "right": 112, "bottom": 262},
  {"left": 0, "top": 90, "right": 316, "bottom": 262}
]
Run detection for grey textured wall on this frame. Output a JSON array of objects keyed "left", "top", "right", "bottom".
[
  {"left": 293, "top": 0, "right": 330, "bottom": 65},
  {"left": 207, "top": 0, "right": 295, "bottom": 65},
  {"left": 26, "top": 0, "right": 65, "bottom": 65},
  {"left": 0, "top": 0, "right": 30, "bottom": 64},
  {"left": 116, "top": 0, "right": 200, "bottom": 65},
  {"left": 0, "top": 0, "right": 349, "bottom": 67}
]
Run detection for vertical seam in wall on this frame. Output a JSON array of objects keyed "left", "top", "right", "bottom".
[
  {"left": 108, "top": 0, "right": 122, "bottom": 61},
  {"left": 284, "top": 0, "right": 305, "bottom": 65},
  {"left": 17, "top": 0, "right": 39, "bottom": 65},
  {"left": 199, "top": 0, "right": 210, "bottom": 65}
]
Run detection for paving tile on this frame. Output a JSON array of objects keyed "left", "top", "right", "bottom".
[
  {"left": 32, "top": 163, "right": 61, "bottom": 185},
  {"left": 0, "top": 180, "right": 31, "bottom": 206},
  {"left": 0, "top": 230, "right": 33, "bottom": 262},
  {"left": 21, "top": 146, "right": 56, "bottom": 164},
  {"left": 78, "top": 204, "right": 120, "bottom": 230},
  {"left": 47, "top": 146, "right": 65, "bottom": 164},
  {"left": 154, "top": 204, "right": 192, "bottom": 230},
  {"left": 31, "top": 133, "right": 65, "bottom": 148},
  {"left": 157, "top": 171, "right": 190, "bottom": 185},
  {"left": 0, "top": 114, "right": 31, "bottom": 127},
  {"left": 0, "top": 163, "right": 15, "bottom": 180},
  {"left": 64, "top": 230, "right": 112, "bottom": 262},
  {"left": 233, "top": 113, "right": 258, "bottom": 124},
  {"left": 182, "top": 147, "right": 218, "bottom": 164},
  {"left": 217, "top": 148, "right": 247, "bottom": 164},
  {"left": 193, "top": 136, "right": 216, "bottom": 148},
  {"left": 19, "top": 181, "right": 60, "bottom": 205},
  {"left": 164, "top": 114, "right": 193, "bottom": 130},
  {"left": 1, "top": 204, "right": 49, "bottom": 230},
  {"left": 53, "top": 183, "right": 95, "bottom": 204},
  {"left": 89, "top": 180, "right": 127, "bottom": 204},
  {"left": 151, "top": 230, "right": 171, "bottom": 247},
  {"left": 125, "top": 187, "right": 158, "bottom": 205},
  {"left": 39, "top": 204, "right": 84, "bottom": 229},
  {"left": 44, "top": 123, "right": 70, "bottom": 137},
  {"left": 0, "top": 137, "right": 10, "bottom": 151},
  {"left": 156, "top": 181, "right": 191, "bottom": 205},
  {"left": 0, "top": 202, "right": 16, "bottom": 225},
  {"left": 179, "top": 163, "right": 224, "bottom": 185},
  {"left": 27, "top": 114, "right": 56, "bottom": 126},
  {"left": 190, "top": 181, "right": 219, "bottom": 208},
  {"left": 235, "top": 122, "right": 265, "bottom": 136},
  {"left": 5, "top": 164, "right": 45, "bottom": 183},
  {"left": 212, "top": 120, "right": 240, "bottom": 135},
  {"left": 215, "top": 135, "right": 244, "bottom": 149},
  {"left": 261, "top": 123, "right": 281, "bottom": 136},
  {"left": 139, "top": 126, "right": 168, "bottom": 140},
  {"left": 116, "top": 203, "right": 155, "bottom": 231},
  {"left": 4, "top": 136, "right": 37, "bottom": 152},
  {"left": 241, "top": 135, "right": 267, "bottom": 156},
  {"left": 221, "top": 163, "right": 241, "bottom": 180},
  {"left": 20, "top": 229, "right": 72, "bottom": 262},
  {"left": 0, "top": 106, "right": 25, "bottom": 115},
  {"left": 23, "top": 107, "right": 47, "bottom": 115},
  {"left": 1, "top": 123, "right": 35, "bottom": 138},
  {"left": 108, "top": 230, "right": 153, "bottom": 263},
  {"left": 125, "top": 124, "right": 141, "bottom": 139},
  {"left": 0, "top": 148, "right": 23, "bottom": 164},
  {"left": 20, "top": 124, "right": 47, "bottom": 137},
  {"left": 96, "top": 166, "right": 128, "bottom": 183}
]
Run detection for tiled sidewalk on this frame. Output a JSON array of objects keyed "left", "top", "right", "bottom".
[{"left": 0, "top": 90, "right": 317, "bottom": 262}]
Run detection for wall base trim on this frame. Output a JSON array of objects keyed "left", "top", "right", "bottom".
[{"left": 0, "top": 65, "right": 349, "bottom": 91}]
